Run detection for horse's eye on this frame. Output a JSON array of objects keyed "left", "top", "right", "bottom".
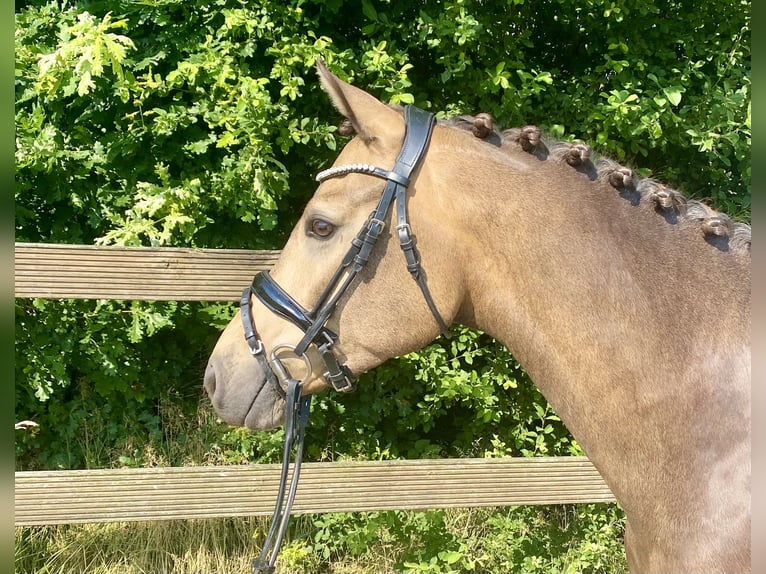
[{"left": 310, "top": 219, "right": 335, "bottom": 238}]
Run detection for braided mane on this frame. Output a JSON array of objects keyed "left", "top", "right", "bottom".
[{"left": 448, "top": 113, "right": 751, "bottom": 257}]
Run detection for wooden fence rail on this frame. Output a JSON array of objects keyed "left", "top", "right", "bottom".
[
  {"left": 14, "top": 242, "right": 615, "bottom": 526},
  {"left": 14, "top": 242, "right": 280, "bottom": 301},
  {"left": 15, "top": 458, "right": 614, "bottom": 526}
]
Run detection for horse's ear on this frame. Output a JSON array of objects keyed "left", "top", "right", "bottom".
[{"left": 316, "top": 59, "right": 403, "bottom": 144}]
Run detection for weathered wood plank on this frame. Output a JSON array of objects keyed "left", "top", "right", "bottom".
[
  {"left": 14, "top": 243, "right": 280, "bottom": 301},
  {"left": 14, "top": 457, "right": 615, "bottom": 525}
]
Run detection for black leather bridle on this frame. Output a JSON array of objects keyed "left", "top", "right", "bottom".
[{"left": 242, "top": 105, "right": 450, "bottom": 574}]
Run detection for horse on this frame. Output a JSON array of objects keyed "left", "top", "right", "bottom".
[{"left": 204, "top": 61, "right": 751, "bottom": 573}]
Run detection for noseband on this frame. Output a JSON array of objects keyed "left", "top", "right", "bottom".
[{"left": 241, "top": 105, "right": 449, "bottom": 573}]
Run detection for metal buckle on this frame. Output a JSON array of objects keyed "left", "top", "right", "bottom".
[
  {"left": 368, "top": 217, "right": 386, "bottom": 231},
  {"left": 327, "top": 373, "right": 355, "bottom": 393},
  {"left": 396, "top": 222, "right": 412, "bottom": 236},
  {"left": 248, "top": 338, "right": 264, "bottom": 356}
]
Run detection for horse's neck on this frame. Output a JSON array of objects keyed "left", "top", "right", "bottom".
[{"left": 442, "top": 146, "right": 750, "bottom": 508}]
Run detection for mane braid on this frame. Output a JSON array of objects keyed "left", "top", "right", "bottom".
[
  {"left": 444, "top": 113, "right": 751, "bottom": 257},
  {"left": 331, "top": 111, "right": 750, "bottom": 256}
]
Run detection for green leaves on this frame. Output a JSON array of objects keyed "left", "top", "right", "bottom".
[
  {"left": 662, "top": 85, "right": 684, "bottom": 107},
  {"left": 17, "top": 0, "right": 750, "bottom": 251},
  {"left": 36, "top": 11, "right": 136, "bottom": 98},
  {"left": 16, "top": 1, "right": 340, "bottom": 250},
  {"left": 16, "top": 0, "right": 749, "bottom": 484},
  {"left": 14, "top": 2, "right": 748, "bottom": 568}
]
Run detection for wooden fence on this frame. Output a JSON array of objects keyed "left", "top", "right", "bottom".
[{"left": 14, "top": 242, "right": 615, "bottom": 526}]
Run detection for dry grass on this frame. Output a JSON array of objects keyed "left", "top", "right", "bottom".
[
  {"left": 16, "top": 518, "right": 267, "bottom": 574},
  {"left": 14, "top": 517, "right": 406, "bottom": 574}
]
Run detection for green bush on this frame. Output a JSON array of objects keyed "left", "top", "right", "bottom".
[
  {"left": 15, "top": 0, "right": 750, "bottom": 469},
  {"left": 15, "top": 0, "right": 749, "bottom": 570}
]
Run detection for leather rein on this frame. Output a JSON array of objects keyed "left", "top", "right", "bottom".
[{"left": 241, "top": 105, "right": 449, "bottom": 573}]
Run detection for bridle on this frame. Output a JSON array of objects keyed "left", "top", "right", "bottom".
[{"left": 241, "top": 105, "right": 449, "bottom": 574}]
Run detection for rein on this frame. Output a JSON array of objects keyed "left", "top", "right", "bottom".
[{"left": 241, "top": 105, "right": 448, "bottom": 573}]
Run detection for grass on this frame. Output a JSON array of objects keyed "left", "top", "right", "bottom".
[
  {"left": 14, "top": 516, "right": 409, "bottom": 573},
  {"left": 15, "top": 505, "right": 627, "bottom": 574},
  {"left": 16, "top": 518, "right": 265, "bottom": 574}
]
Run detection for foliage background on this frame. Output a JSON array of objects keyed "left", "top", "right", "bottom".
[{"left": 15, "top": 0, "right": 750, "bottom": 572}]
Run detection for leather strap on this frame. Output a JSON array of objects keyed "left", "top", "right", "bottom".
[
  {"left": 392, "top": 107, "right": 450, "bottom": 336},
  {"left": 251, "top": 273, "right": 316, "bottom": 334},
  {"left": 251, "top": 377, "right": 311, "bottom": 574},
  {"left": 241, "top": 286, "right": 285, "bottom": 398},
  {"left": 394, "top": 106, "right": 436, "bottom": 177}
]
